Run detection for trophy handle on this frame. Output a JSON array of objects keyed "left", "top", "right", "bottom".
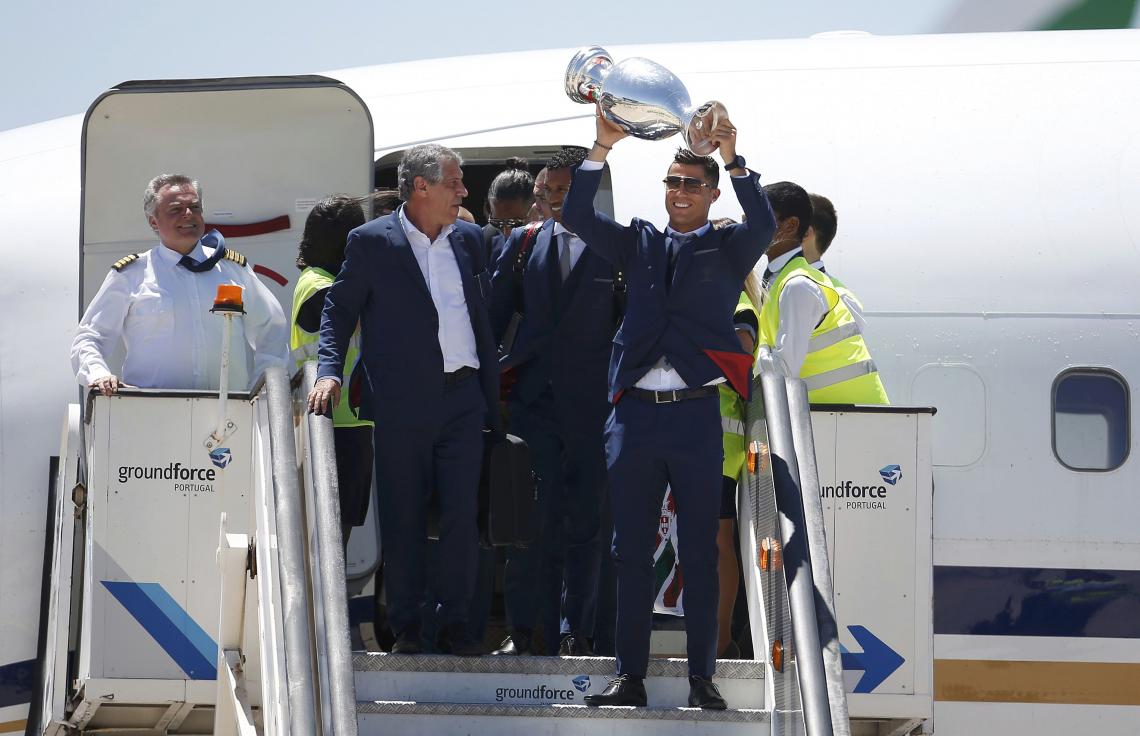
[
  {"left": 684, "top": 100, "right": 728, "bottom": 156},
  {"left": 565, "top": 46, "right": 614, "bottom": 104}
]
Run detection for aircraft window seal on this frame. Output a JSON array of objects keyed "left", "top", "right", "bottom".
[{"left": 1052, "top": 367, "right": 1130, "bottom": 473}]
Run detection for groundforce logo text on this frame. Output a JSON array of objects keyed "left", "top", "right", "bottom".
[
  {"left": 820, "top": 479, "right": 887, "bottom": 510},
  {"left": 494, "top": 684, "right": 577, "bottom": 702},
  {"left": 118, "top": 462, "right": 216, "bottom": 492}
]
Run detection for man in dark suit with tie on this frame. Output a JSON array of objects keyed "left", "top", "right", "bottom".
[
  {"left": 308, "top": 143, "right": 499, "bottom": 656},
  {"left": 566, "top": 110, "right": 776, "bottom": 709},
  {"left": 488, "top": 146, "right": 619, "bottom": 657}
]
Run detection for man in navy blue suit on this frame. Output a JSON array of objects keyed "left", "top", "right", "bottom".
[
  {"left": 567, "top": 110, "right": 776, "bottom": 709},
  {"left": 308, "top": 143, "right": 499, "bottom": 657},
  {"left": 488, "top": 146, "right": 618, "bottom": 657}
]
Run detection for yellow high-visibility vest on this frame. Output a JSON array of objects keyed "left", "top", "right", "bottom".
[
  {"left": 290, "top": 267, "right": 372, "bottom": 428},
  {"left": 721, "top": 291, "right": 758, "bottom": 480},
  {"left": 760, "top": 257, "right": 889, "bottom": 405}
]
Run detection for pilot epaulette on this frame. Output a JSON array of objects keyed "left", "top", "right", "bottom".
[
  {"left": 224, "top": 250, "right": 247, "bottom": 267},
  {"left": 111, "top": 254, "right": 140, "bottom": 272}
]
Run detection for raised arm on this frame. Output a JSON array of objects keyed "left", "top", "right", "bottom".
[
  {"left": 561, "top": 105, "right": 637, "bottom": 267},
  {"left": 708, "top": 115, "right": 777, "bottom": 276}
]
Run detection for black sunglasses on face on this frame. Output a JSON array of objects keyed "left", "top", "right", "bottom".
[
  {"left": 489, "top": 217, "right": 528, "bottom": 229},
  {"left": 663, "top": 175, "right": 712, "bottom": 193}
]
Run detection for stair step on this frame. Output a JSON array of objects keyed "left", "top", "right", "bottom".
[
  {"left": 353, "top": 653, "right": 765, "bottom": 710},
  {"left": 356, "top": 700, "right": 770, "bottom": 736}
]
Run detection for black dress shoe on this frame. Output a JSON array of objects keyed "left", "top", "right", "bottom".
[
  {"left": 583, "top": 674, "right": 647, "bottom": 707},
  {"left": 557, "top": 633, "right": 594, "bottom": 656},
  {"left": 491, "top": 630, "right": 532, "bottom": 656},
  {"left": 390, "top": 626, "right": 422, "bottom": 654},
  {"left": 437, "top": 622, "right": 482, "bottom": 657},
  {"left": 688, "top": 676, "right": 727, "bottom": 710}
]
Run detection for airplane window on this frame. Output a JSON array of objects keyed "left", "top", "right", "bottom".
[{"left": 1052, "top": 369, "right": 1130, "bottom": 472}]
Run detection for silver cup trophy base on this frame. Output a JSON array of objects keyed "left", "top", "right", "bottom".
[{"left": 565, "top": 46, "right": 613, "bottom": 104}]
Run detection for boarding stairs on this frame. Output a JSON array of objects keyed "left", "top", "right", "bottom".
[{"left": 34, "top": 360, "right": 932, "bottom": 736}]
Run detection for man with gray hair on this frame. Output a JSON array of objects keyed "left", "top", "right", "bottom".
[
  {"left": 308, "top": 143, "right": 500, "bottom": 656},
  {"left": 72, "top": 173, "right": 288, "bottom": 394}
]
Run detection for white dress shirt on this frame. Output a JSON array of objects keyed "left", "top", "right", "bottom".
[
  {"left": 812, "top": 259, "right": 867, "bottom": 333},
  {"left": 765, "top": 248, "right": 828, "bottom": 379},
  {"left": 552, "top": 222, "right": 586, "bottom": 272},
  {"left": 71, "top": 236, "right": 289, "bottom": 391},
  {"left": 399, "top": 206, "right": 480, "bottom": 372}
]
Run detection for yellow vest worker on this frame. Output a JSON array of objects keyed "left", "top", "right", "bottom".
[
  {"left": 759, "top": 255, "right": 889, "bottom": 405},
  {"left": 291, "top": 266, "right": 372, "bottom": 428},
  {"left": 721, "top": 290, "right": 759, "bottom": 481}
]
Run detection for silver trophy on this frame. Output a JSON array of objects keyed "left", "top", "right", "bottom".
[{"left": 565, "top": 45, "right": 727, "bottom": 155}]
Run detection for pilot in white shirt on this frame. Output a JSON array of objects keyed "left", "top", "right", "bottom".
[{"left": 71, "top": 174, "right": 289, "bottom": 394}]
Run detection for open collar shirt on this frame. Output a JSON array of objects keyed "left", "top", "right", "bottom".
[{"left": 399, "top": 206, "right": 480, "bottom": 371}]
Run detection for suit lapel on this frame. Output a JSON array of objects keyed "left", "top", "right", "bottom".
[
  {"left": 650, "top": 229, "right": 670, "bottom": 298},
  {"left": 449, "top": 228, "right": 475, "bottom": 286},
  {"left": 530, "top": 225, "right": 561, "bottom": 303},
  {"left": 386, "top": 219, "right": 432, "bottom": 303}
]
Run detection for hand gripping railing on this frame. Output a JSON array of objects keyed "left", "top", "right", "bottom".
[
  {"left": 757, "top": 366, "right": 839, "bottom": 736},
  {"left": 299, "top": 361, "right": 359, "bottom": 736}
]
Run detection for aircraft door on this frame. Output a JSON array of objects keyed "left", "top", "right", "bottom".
[{"left": 80, "top": 75, "right": 374, "bottom": 317}]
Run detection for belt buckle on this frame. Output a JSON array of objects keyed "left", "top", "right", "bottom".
[{"left": 655, "top": 389, "right": 677, "bottom": 404}]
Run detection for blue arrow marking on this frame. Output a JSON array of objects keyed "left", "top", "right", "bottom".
[{"left": 839, "top": 625, "right": 904, "bottom": 693}]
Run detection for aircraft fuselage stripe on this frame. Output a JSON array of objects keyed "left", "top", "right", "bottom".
[{"left": 935, "top": 659, "right": 1140, "bottom": 705}]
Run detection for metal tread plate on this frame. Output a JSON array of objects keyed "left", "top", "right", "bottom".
[
  {"left": 352, "top": 653, "right": 764, "bottom": 679},
  {"left": 356, "top": 700, "right": 771, "bottom": 722}
]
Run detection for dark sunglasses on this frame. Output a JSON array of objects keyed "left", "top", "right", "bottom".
[
  {"left": 662, "top": 175, "right": 712, "bottom": 193},
  {"left": 488, "top": 217, "right": 528, "bottom": 229}
]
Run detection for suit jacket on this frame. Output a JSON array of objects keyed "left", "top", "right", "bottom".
[
  {"left": 489, "top": 219, "right": 617, "bottom": 428},
  {"left": 562, "top": 165, "right": 776, "bottom": 401},
  {"left": 316, "top": 212, "right": 500, "bottom": 432}
]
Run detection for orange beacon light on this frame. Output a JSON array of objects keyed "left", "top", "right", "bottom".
[{"left": 211, "top": 284, "right": 245, "bottom": 313}]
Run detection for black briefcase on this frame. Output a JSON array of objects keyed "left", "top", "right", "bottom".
[{"left": 479, "top": 431, "right": 537, "bottom": 547}]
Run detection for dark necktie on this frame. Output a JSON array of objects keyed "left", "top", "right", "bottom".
[
  {"left": 667, "top": 232, "right": 694, "bottom": 288},
  {"left": 176, "top": 244, "right": 225, "bottom": 273},
  {"left": 558, "top": 233, "right": 572, "bottom": 282},
  {"left": 762, "top": 268, "right": 775, "bottom": 288},
  {"left": 178, "top": 232, "right": 226, "bottom": 272}
]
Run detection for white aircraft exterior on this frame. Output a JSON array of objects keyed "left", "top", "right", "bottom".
[{"left": 1, "top": 28, "right": 1138, "bottom": 735}]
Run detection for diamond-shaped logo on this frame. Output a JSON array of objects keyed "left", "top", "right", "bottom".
[
  {"left": 879, "top": 464, "right": 901, "bottom": 485},
  {"left": 209, "top": 447, "right": 233, "bottom": 469},
  {"left": 572, "top": 675, "right": 591, "bottom": 693}
]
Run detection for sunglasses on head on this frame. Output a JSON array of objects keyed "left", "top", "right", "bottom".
[
  {"left": 662, "top": 175, "right": 712, "bottom": 193},
  {"left": 489, "top": 217, "right": 528, "bottom": 229}
]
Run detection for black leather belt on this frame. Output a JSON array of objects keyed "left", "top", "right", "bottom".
[
  {"left": 444, "top": 365, "right": 477, "bottom": 386},
  {"left": 626, "top": 385, "right": 720, "bottom": 404}
]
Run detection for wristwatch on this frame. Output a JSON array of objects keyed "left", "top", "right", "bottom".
[{"left": 724, "top": 154, "right": 746, "bottom": 171}]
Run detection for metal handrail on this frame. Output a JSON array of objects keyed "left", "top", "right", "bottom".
[
  {"left": 759, "top": 370, "right": 834, "bottom": 736},
  {"left": 264, "top": 367, "right": 321, "bottom": 735},
  {"left": 300, "top": 362, "right": 359, "bottom": 736},
  {"left": 785, "top": 379, "right": 852, "bottom": 736}
]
